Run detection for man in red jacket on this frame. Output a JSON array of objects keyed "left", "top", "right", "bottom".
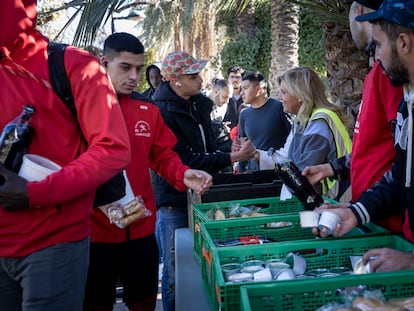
[
  {"left": 83, "top": 32, "right": 212, "bottom": 311},
  {"left": 0, "top": 1, "right": 131, "bottom": 310},
  {"left": 303, "top": 0, "right": 403, "bottom": 232}
]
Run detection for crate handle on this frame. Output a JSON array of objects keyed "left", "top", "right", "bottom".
[
  {"left": 215, "top": 283, "right": 221, "bottom": 305},
  {"left": 195, "top": 222, "right": 200, "bottom": 233},
  {"left": 202, "top": 245, "right": 212, "bottom": 266},
  {"left": 261, "top": 221, "right": 296, "bottom": 230},
  {"left": 293, "top": 248, "right": 328, "bottom": 258}
]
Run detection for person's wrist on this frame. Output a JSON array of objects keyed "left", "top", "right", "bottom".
[
  {"left": 253, "top": 150, "right": 260, "bottom": 162},
  {"left": 329, "top": 162, "right": 338, "bottom": 179},
  {"left": 230, "top": 152, "right": 238, "bottom": 163}
]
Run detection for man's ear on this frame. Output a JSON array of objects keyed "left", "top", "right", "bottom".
[
  {"left": 101, "top": 57, "right": 109, "bottom": 68},
  {"left": 171, "top": 78, "right": 181, "bottom": 87},
  {"left": 398, "top": 32, "right": 413, "bottom": 55}
]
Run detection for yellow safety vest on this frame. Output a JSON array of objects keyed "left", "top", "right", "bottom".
[{"left": 310, "top": 108, "right": 352, "bottom": 201}]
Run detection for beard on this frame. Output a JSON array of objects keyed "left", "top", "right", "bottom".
[{"left": 381, "top": 45, "right": 410, "bottom": 87}]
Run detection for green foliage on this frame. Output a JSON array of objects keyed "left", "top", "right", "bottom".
[
  {"left": 141, "top": 1, "right": 178, "bottom": 49},
  {"left": 219, "top": 0, "right": 271, "bottom": 77},
  {"left": 287, "top": 0, "right": 349, "bottom": 25},
  {"left": 298, "top": 7, "right": 325, "bottom": 73}
]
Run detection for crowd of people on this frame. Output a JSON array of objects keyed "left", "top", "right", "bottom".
[{"left": 2, "top": 0, "right": 414, "bottom": 310}]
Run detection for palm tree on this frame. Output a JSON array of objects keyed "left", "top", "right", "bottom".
[
  {"left": 269, "top": 0, "right": 300, "bottom": 97},
  {"left": 40, "top": 0, "right": 366, "bottom": 118},
  {"left": 286, "top": 0, "right": 368, "bottom": 119}
]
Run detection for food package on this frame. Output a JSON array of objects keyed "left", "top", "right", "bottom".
[{"left": 99, "top": 195, "right": 151, "bottom": 228}]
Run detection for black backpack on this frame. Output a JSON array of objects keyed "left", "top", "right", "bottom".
[{"left": 47, "top": 42, "right": 126, "bottom": 207}]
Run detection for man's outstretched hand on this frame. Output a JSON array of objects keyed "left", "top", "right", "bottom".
[{"left": 184, "top": 169, "right": 213, "bottom": 195}]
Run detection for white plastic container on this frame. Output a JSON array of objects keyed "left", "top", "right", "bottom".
[{"left": 18, "top": 154, "right": 61, "bottom": 181}]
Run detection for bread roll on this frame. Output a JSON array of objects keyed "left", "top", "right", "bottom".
[{"left": 353, "top": 296, "right": 404, "bottom": 311}]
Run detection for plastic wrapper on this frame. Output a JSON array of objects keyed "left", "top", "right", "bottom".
[
  {"left": 228, "top": 203, "right": 266, "bottom": 218},
  {"left": 318, "top": 289, "right": 408, "bottom": 311},
  {"left": 388, "top": 297, "right": 414, "bottom": 310},
  {"left": 206, "top": 204, "right": 226, "bottom": 220},
  {"left": 315, "top": 303, "right": 357, "bottom": 311},
  {"left": 99, "top": 195, "right": 152, "bottom": 228},
  {"left": 206, "top": 203, "right": 267, "bottom": 220}
]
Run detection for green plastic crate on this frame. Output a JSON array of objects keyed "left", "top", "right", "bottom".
[
  {"left": 198, "top": 214, "right": 389, "bottom": 275},
  {"left": 240, "top": 270, "right": 414, "bottom": 311},
  {"left": 201, "top": 235, "right": 414, "bottom": 311},
  {"left": 192, "top": 196, "right": 335, "bottom": 263}
]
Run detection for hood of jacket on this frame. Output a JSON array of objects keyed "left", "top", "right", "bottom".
[
  {"left": 0, "top": 1, "right": 43, "bottom": 58},
  {"left": 1, "top": 1, "right": 49, "bottom": 86}
]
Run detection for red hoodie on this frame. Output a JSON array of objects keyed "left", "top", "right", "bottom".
[
  {"left": 90, "top": 93, "right": 189, "bottom": 243},
  {"left": 0, "top": 1, "right": 131, "bottom": 256},
  {"left": 351, "top": 62, "right": 403, "bottom": 232}
]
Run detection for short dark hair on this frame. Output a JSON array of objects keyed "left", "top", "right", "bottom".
[
  {"left": 377, "top": 19, "right": 414, "bottom": 42},
  {"left": 242, "top": 72, "right": 269, "bottom": 94},
  {"left": 227, "top": 65, "right": 245, "bottom": 77},
  {"left": 212, "top": 78, "right": 230, "bottom": 90},
  {"left": 103, "top": 32, "right": 144, "bottom": 59}
]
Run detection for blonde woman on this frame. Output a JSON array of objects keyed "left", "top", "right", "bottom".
[{"left": 278, "top": 66, "right": 352, "bottom": 202}]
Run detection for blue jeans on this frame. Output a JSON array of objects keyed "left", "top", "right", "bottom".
[
  {"left": 156, "top": 207, "right": 188, "bottom": 311},
  {"left": 0, "top": 237, "right": 89, "bottom": 311}
]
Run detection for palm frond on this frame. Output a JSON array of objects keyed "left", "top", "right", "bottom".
[
  {"left": 287, "top": 0, "right": 349, "bottom": 25},
  {"left": 71, "top": 0, "right": 119, "bottom": 47},
  {"left": 216, "top": 0, "right": 252, "bottom": 16},
  {"left": 141, "top": 1, "right": 176, "bottom": 49}
]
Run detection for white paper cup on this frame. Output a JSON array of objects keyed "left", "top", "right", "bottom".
[
  {"left": 318, "top": 211, "right": 341, "bottom": 235},
  {"left": 266, "top": 260, "right": 290, "bottom": 279},
  {"left": 275, "top": 268, "right": 296, "bottom": 280},
  {"left": 353, "top": 258, "right": 370, "bottom": 274},
  {"left": 285, "top": 252, "right": 307, "bottom": 275},
  {"left": 18, "top": 154, "right": 61, "bottom": 181},
  {"left": 253, "top": 268, "right": 272, "bottom": 282},
  {"left": 299, "top": 211, "right": 320, "bottom": 228},
  {"left": 221, "top": 263, "right": 242, "bottom": 281}
]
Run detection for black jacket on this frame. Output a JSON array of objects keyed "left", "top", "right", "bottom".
[
  {"left": 223, "top": 96, "right": 243, "bottom": 129},
  {"left": 350, "top": 97, "right": 414, "bottom": 242},
  {"left": 151, "top": 82, "right": 232, "bottom": 208}
]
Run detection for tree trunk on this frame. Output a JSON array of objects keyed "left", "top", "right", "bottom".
[
  {"left": 181, "top": 1, "right": 216, "bottom": 86},
  {"left": 235, "top": 0, "right": 256, "bottom": 37},
  {"left": 323, "top": 21, "right": 368, "bottom": 121},
  {"left": 269, "top": 0, "right": 300, "bottom": 98}
]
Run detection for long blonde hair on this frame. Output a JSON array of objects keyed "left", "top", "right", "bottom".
[{"left": 278, "top": 66, "right": 351, "bottom": 132}]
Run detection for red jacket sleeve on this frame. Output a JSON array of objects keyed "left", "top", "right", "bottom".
[{"left": 27, "top": 47, "right": 131, "bottom": 207}]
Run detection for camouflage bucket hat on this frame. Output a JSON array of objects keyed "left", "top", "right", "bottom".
[{"left": 161, "top": 51, "right": 208, "bottom": 81}]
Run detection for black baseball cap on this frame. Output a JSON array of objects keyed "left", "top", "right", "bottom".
[
  {"left": 345, "top": 0, "right": 383, "bottom": 10},
  {"left": 356, "top": 0, "right": 414, "bottom": 29}
]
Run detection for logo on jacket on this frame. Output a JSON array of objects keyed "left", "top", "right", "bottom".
[
  {"left": 395, "top": 111, "right": 408, "bottom": 150},
  {"left": 135, "top": 121, "right": 151, "bottom": 137}
]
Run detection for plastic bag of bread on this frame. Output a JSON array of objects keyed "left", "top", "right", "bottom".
[
  {"left": 315, "top": 302, "right": 358, "bottom": 311},
  {"left": 214, "top": 208, "right": 226, "bottom": 220},
  {"left": 206, "top": 205, "right": 227, "bottom": 220},
  {"left": 99, "top": 195, "right": 151, "bottom": 228},
  {"left": 388, "top": 297, "right": 414, "bottom": 310},
  {"left": 352, "top": 296, "right": 405, "bottom": 311}
]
